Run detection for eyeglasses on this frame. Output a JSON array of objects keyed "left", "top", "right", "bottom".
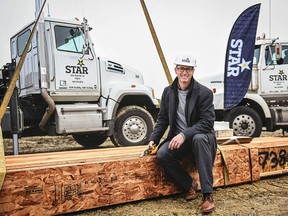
[{"left": 176, "top": 67, "right": 194, "bottom": 72}]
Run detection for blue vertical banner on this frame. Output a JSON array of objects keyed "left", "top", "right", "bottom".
[{"left": 224, "top": 4, "right": 261, "bottom": 110}]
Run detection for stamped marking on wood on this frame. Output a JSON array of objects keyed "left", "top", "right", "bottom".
[{"left": 259, "top": 147, "right": 288, "bottom": 172}]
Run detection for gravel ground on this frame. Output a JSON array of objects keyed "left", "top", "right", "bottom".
[{"left": 65, "top": 174, "right": 288, "bottom": 216}]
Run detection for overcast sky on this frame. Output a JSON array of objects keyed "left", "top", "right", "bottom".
[{"left": 1, "top": 0, "right": 288, "bottom": 98}]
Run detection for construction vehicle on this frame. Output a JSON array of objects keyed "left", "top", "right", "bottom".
[
  {"left": 198, "top": 35, "right": 288, "bottom": 137},
  {"left": 0, "top": 12, "right": 159, "bottom": 148}
]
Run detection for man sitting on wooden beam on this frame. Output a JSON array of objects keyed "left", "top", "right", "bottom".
[{"left": 147, "top": 51, "right": 217, "bottom": 213}]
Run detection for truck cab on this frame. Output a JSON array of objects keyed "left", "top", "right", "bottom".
[
  {"left": 1, "top": 17, "right": 159, "bottom": 147},
  {"left": 198, "top": 36, "right": 288, "bottom": 137}
]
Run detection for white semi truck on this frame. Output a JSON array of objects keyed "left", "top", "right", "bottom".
[
  {"left": 198, "top": 36, "right": 288, "bottom": 137},
  {"left": 0, "top": 16, "right": 159, "bottom": 147}
]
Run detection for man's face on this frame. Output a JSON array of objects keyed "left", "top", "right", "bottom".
[{"left": 175, "top": 65, "right": 194, "bottom": 84}]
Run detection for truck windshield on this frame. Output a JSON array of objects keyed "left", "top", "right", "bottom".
[
  {"left": 265, "top": 45, "right": 288, "bottom": 65},
  {"left": 54, "top": 26, "right": 86, "bottom": 53}
]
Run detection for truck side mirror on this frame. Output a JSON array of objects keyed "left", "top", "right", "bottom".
[
  {"left": 80, "top": 18, "right": 94, "bottom": 60},
  {"left": 82, "top": 18, "right": 90, "bottom": 48},
  {"left": 70, "top": 29, "right": 75, "bottom": 36},
  {"left": 275, "top": 43, "right": 283, "bottom": 65}
]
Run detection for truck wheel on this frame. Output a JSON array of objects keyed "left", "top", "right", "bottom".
[
  {"left": 72, "top": 133, "right": 108, "bottom": 148},
  {"left": 225, "top": 106, "right": 262, "bottom": 137},
  {"left": 111, "top": 106, "right": 154, "bottom": 146}
]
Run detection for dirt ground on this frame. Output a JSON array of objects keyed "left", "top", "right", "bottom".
[{"left": 3, "top": 131, "right": 288, "bottom": 216}]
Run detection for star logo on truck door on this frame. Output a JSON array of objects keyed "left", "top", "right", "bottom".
[
  {"left": 77, "top": 60, "right": 84, "bottom": 67},
  {"left": 238, "top": 58, "right": 251, "bottom": 72}
]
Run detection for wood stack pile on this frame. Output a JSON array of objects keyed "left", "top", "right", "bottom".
[
  {"left": 0, "top": 137, "right": 288, "bottom": 215},
  {"left": 214, "top": 121, "right": 234, "bottom": 138}
]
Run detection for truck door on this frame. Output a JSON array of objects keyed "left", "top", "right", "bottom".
[
  {"left": 260, "top": 44, "right": 288, "bottom": 95},
  {"left": 44, "top": 21, "right": 100, "bottom": 102},
  {"left": 10, "top": 24, "right": 40, "bottom": 97}
]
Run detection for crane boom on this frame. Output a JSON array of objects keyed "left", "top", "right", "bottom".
[{"left": 140, "top": 0, "right": 172, "bottom": 84}]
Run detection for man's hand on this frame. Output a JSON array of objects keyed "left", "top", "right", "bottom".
[
  {"left": 148, "top": 141, "right": 156, "bottom": 150},
  {"left": 168, "top": 134, "right": 185, "bottom": 150}
]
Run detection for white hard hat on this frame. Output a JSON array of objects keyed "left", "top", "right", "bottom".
[{"left": 174, "top": 51, "right": 197, "bottom": 67}]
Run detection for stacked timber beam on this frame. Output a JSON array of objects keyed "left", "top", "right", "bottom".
[
  {"left": 247, "top": 137, "right": 288, "bottom": 177},
  {"left": 0, "top": 137, "right": 288, "bottom": 215}
]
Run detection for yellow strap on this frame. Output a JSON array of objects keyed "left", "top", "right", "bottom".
[{"left": 217, "top": 145, "right": 230, "bottom": 186}]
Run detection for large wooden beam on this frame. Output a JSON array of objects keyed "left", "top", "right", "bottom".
[
  {"left": 244, "top": 137, "right": 288, "bottom": 177},
  {"left": 1, "top": 137, "right": 288, "bottom": 215}
]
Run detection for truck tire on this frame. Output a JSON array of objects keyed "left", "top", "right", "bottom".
[
  {"left": 224, "top": 106, "right": 262, "bottom": 137},
  {"left": 72, "top": 133, "right": 108, "bottom": 148},
  {"left": 111, "top": 106, "right": 154, "bottom": 146}
]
